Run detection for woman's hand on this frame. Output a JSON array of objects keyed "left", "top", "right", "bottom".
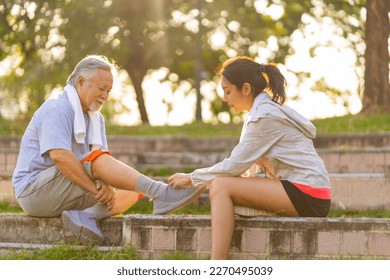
[{"left": 167, "top": 173, "right": 193, "bottom": 189}]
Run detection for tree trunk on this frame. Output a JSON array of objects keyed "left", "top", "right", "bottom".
[
  {"left": 127, "top": 67, "right": 149, "bottom": 124},
  {"left": 122, "top": 40, "right": 150, "bottom": 124},
  {"left": 362, "top": 0, "right": 390, "bottom": 113}
]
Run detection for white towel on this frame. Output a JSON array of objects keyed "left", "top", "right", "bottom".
[{"left": 64, "top": 84, "right": 103, "bottom": 151}]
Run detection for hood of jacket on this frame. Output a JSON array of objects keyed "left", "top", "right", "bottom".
[{"left": 247, "top": 92, "right": 317, "bottom": 139}]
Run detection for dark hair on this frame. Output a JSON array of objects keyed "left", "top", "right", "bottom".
[{"left": 215, "top": 56, "right": 287, "bottom": 104}]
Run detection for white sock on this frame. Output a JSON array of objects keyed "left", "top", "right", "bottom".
[
  {"left": 135, "top": 174, "right": 167, "bottom": 199},
  {"left": 83, "top": 202, "right": 111, "bottom": 221}
]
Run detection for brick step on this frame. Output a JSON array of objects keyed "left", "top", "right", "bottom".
[
  {"left": 2, "top": 148, "right": 390, "bottom": 174},
  {"left": 1, "top": 132, "right": 390, "bottom": 150},
  {"left": 1, "top": 214, "right": 390, "bottom": 259},
  {"left": 114, "top": 148, "right": 390, "bottom": 174},
  {"left": 1, "top": 173, "right": 389, "bottom": 211},
  {"left": 318, "top": 148, "right": 390, "bottom": 173},
  {"left": 0, "top": 214, "right": 122, "bottom": 246}
]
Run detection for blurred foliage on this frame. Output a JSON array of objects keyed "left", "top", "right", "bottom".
[
  {"left": 1, "top": 0, "right": 387, "bottom": 125},
  {"left": 0, "top": 0, "right": 312, "bottom": 124}
]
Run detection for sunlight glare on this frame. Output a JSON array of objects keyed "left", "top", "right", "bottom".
[
  {"left": 265, "top": 4, "right": 284, "bottom": 20},
  {"left": 210, "top": 31, "right": 227, "bottom": 49}
]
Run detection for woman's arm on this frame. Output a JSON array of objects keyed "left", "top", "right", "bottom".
[{"left": 170, "top": 119, "right": 282, "bottom": 188}]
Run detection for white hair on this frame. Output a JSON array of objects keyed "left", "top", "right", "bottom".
[{"left": 66, "top": 55, "right": 118, "bottom": 86}]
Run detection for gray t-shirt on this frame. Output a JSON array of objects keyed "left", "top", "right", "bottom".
[{"left": 12, "top": 91, "right": 108, "bottom": 198}]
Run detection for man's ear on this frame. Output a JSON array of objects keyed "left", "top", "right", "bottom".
[{"left": 76, "top": 76, "right": 85, "bottom": 87}]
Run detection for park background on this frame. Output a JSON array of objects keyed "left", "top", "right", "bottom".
[
  {"left": 0, "top": 0, "right": 389, "bottom": 131},
  {"left": 0, "top": 0, "right": 390, "bottom": 261}
]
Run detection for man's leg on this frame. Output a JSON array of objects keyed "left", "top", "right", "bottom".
[
  {"left": 61, "top": 153, "right": 140, "bottom": 245},
  {"left": 17, "top": 165, "right": 97, "bottom": 217},
  {"left": 62, "top": 190, "right": 140, "bottom": 244},
  {"left": 90, "top": 153, "right": 206, "bottom": 215},
  {"left": 82, "top": 189, "right": 140, "bottom": 219},
  {"left": 61, "top": 151, "right": 205, "bottom": 244}
]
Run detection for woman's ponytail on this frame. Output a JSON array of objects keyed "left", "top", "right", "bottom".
[
  {"left": 263, "top": 63, "right": 286, "bottom": 104},
  {"left": 216, "top": 56, "right": 287, "bottom": 105}
]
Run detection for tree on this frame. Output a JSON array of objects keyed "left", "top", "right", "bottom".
[
  {"left": 0, "top": 0, "right": 314, "bottom": 124},
  {"left": 6, "top": 0, "right": 384, "bottom": 125},
  {"left": 301, "top": 0, "right": 389, "bottom": 115},
  {"left": 57, "top": 0, "right": 217, "bottom": 124},
  {"left": 0, "top": 0, "right": 64, "bottom": 119},
  {"left": 362, "top": 0, "right": 390, "bottom": 113}
]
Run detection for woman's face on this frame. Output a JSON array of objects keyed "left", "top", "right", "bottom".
[{"left": 221, "top": 76, "right": 253, "bottom": 112}]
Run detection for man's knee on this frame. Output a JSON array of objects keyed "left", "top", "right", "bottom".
[{"left": 90, "top": 153, "right": 111, "bottom": 179}]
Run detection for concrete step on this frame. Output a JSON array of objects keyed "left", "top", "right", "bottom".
[
  {"left": 318, "top": 148, "right": 390, "bottom": 173},
  {"left": 330, "top": 173, "right": 390, "bottom": 210},
  {"left": 2, "top": 147, "right": 390, "bottom": 174},
  {"left": 1, "top": 132, "right": 390, "bottom": 150},
  {"left": 91, "top": 132, "right": 390, "bottom": 150},
  {"left": 115, "top": 148, "right": 390, "bottom": 174},
  {"left": 0, "top": 172, "right": 15, "bottom": 205},
  {"left": 0, "top": 214, "right": 123, "bottom": 246},
  {"left": 0, "top": 148, "right": 19, "bottom": 174},
  {"left": 2, "top": 214, "right": 390, "bottom": 259},
  {"left": 1, "top": 173, "right": 389, "bottom": 211}
]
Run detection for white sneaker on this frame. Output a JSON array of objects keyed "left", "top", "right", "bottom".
[
  {"left": 152, "top": 185, "right": 206, "bottom": 215},
  {"left": 62, "top": 210, "right": 104, "bottom": 245}
]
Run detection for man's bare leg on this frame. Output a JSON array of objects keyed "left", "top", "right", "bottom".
[{"left": 90, "top": 153, "right": 206, "bottom": 215}]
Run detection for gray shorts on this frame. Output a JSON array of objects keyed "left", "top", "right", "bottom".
[{"left": 17, "top": 159, "right": 97, "bottom": 217}]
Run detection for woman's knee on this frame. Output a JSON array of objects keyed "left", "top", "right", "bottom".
[{"left": 209, "top": 177, "right": 230, "bottom": 201}]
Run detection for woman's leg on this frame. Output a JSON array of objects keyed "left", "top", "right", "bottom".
[{"left": 209, "top": 176, "right": 298, "bottom": 260}]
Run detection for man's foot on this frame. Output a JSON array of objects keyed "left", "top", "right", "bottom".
[
  {"left": 152, "top": 185, "right": 206, "bottom": 215},
  {"left": 61, "top": 210, "right": 104, "bottom": 245}
]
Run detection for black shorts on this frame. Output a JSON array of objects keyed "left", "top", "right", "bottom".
[{"left": 281, "top": 180, "right": 330, "bottom": 217}]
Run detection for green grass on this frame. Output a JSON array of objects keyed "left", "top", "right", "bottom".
[
  {"left": 0, "top": 202, "right": 24, "bottom": 214},
  {"left": 106, "top": 113, "right": 390, "bottom": 136},
  {"left": 328, "top": 209, "right": 390, "bottom": 218},
  {"left": 123, "top": 199, "right": 211, "bottom": 216},
  {"left": 0, "top": 245, "right": 206, "bottom": 260},
  {"left": 0, "top": 243, "right": 201, "bottom": 260},
  {"left": 139, "top": 167, "right": 195, "bottom": 177},
  {"left": 0, "top": 244, "right": 141, "bottom": 260},
  {"left": 106, "top": 122, "right": 243, "bottom": 137},
  {"left": 1, "top": 112, "right": 389, "bottom": 137},
  {"left": 312, "top": 113, "right": 390, "bottom": 134}
]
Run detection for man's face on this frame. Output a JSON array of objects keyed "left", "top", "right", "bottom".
[{"left": 76, "top": 69, "right": 113, "bottom": 113}]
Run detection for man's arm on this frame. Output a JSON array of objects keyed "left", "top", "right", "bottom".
[{"left": 49, "top": 149, "right": 98, "bottom": 195}]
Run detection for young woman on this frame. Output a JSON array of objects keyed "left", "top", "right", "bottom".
[{"left": 168, "top": 56, "right": 331, "bottom": 260}]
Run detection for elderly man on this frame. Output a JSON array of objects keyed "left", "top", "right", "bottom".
[{"left": 12, "top": 55, "right": 204, "bottom": 245}]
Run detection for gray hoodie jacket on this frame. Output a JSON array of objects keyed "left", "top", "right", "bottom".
[{"left": 191, "top": 92, "right": 331, "bottom": 195}]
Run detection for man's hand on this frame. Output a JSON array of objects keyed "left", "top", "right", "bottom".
[
  {"left": 167, "top": 173, "right": 193, "bottom": 189},
  {"left": 95, "top": 180, "right": 116, "bottom": 211}
]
